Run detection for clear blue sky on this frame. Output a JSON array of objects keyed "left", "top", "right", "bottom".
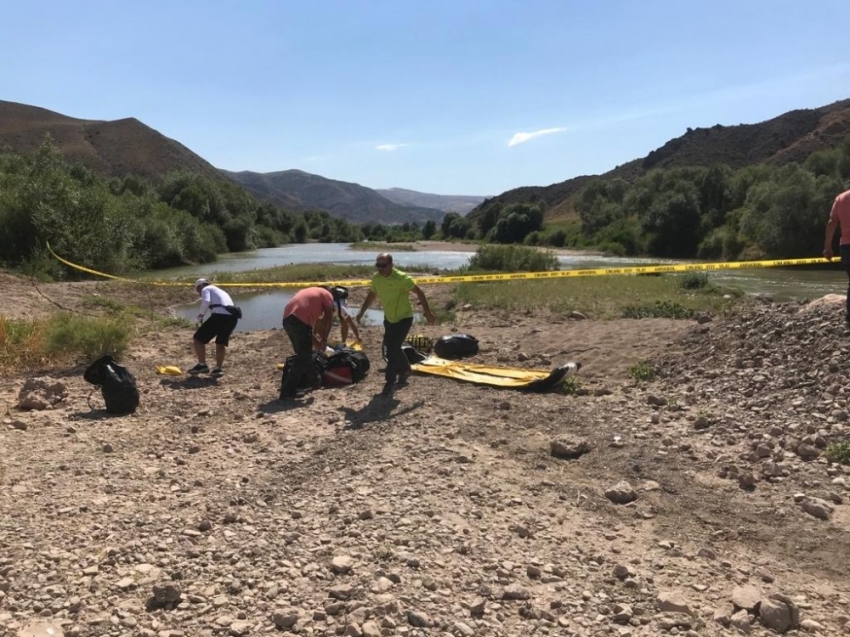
[{"left": 2, "top": 0, "right": 849, "bottom": 196}]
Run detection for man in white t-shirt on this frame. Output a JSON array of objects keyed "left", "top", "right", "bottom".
[{"left": 189, "top": 279, "right": 240, "bottom": 377}]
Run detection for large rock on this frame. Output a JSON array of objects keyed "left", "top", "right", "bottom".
[
  {"left": 16, "top": 378, "right": 67, "bottom": 411},
  {"left": 801, "top": 497, "right": 834, "bottom": 521},
  {"left": 759, "top": 597, "right": 793, "bottom": 633}
]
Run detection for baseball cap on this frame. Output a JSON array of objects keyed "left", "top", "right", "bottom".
[{"left": 194, "top": 278, "right": 209, "bottom": 291}]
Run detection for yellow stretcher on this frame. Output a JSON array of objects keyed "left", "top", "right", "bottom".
[{"left": 410, "top": 357, "right": 580, "bottom": 392}]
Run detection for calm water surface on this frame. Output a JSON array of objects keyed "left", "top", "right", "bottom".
[{"left": 166, "top": 243, "right": 848, "bottom": 331}]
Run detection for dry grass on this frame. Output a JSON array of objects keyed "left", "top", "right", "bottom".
[
  {"left": 0, "top": 316, "right": 52, "bottom": 370},
  {"left": 0, "top": 313, "right": 133, "bottom": 371}
]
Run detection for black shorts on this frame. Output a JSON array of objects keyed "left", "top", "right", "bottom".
[{"left": 194, "top": 314, "right": 238, "bottom": 346}]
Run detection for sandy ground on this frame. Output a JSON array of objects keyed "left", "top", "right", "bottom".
[{"left": 2, "top": 273, "right": 849, "bottom": 637}]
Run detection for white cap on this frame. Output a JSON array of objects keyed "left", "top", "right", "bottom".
[{"left": 194, "top": 278, "right": 209, "bottom": 290}]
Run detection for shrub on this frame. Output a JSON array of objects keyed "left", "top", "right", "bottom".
[
  {"left": 679, "top": 272, "right": 710, "bottom": 290},
  {"left": 627, "top": 359, "right": 657, "bottom": 382},
  {"left": 598, "top": 241, "right": 626, "bottom": 256},
  {"left": 561, "top": 376, "right": 581, "bottom": 395},
  {"left": 825, "top": 441, "right": 850, "bottom": 465},
  {"left": 468, "top": 244, "right": 559, "bottom": 273},
  {"left": 622, "top": 300, "right": 695, "bottom": 319},
  {"left": 44, "top": 313, "right": 133, "bottom": 363}
]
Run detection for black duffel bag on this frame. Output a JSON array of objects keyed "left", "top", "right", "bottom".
[{"left": 433, "top": 334, "right": 479, "bottom": 359}]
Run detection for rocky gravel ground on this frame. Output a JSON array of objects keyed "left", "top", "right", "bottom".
[{"left": 2, "top": 281, "right": 850, "bottom": 637}]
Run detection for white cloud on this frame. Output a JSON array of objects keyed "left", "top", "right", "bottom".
[
  {"left": 375, "top": 143, "right": 407, "bottom": 151},
  {"left": 507, "top": 127, "right": 565, "bottom": 147}
]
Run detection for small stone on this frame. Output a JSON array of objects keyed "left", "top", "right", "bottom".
[
  {"left": 731, "top": 584, "right": 762, "bottom": 611},
  {"left": 605, "top": 481, "right": 637, "bottom": 505},
  {"left": 550, "top": 436, "right": 592, "bottom": 459},
  {"left": 332, "top": 555, "right": 354, "bottom": 574},
  {"left": 151, "top": 582, "right": 182, "bottom": 605},
  {"left": 271, "top": 610, "right": 298, "bottom": 629},
  {"left": 502, "top": 583, "right": 531, "bottom": 600},
  {"left": 406, "top": 610, "right": 430, "bottom": 627},
  {"left": 657, "top": 591, "right": 693, "bottom": 616}
]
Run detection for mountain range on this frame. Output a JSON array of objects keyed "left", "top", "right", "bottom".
[
  {"left": 0, "top": 100, "right": 483, "bottom": 225},
  {"left": 221, "top": 169, "right": 452, "bottom": 225},
  {"left": 2, "top": 97, "right": 849, "bottom": 228}
]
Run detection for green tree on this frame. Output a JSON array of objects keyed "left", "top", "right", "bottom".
[
  {"left": 640, "top": 181, "right": 702, "bottom": 258},
  {"left": 739, "top": 164, "right": 827, "bottom": 258}
]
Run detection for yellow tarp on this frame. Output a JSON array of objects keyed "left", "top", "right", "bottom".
[{"left": 411, "top": 356, "right": 579, "bottom": 390}]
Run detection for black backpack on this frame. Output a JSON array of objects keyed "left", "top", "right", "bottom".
[
  {"left": 433, "top": 334, "right": 479, "bottom": 359},
  {"left": 280, "top": 353, "right": 325, "bottom": 391},
  {"left": 84, "top": 355, "right": 140, "bottom": 414}
]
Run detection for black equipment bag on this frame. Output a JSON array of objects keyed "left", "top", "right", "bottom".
[
  {"left": 322, "top": 348, "right": 370, "bottom": 386},
  {"left": 83, "top": 355, "right": 140, "bottom": 414},
  {"left": 280, "top": 353, "right": 327, "bottom": 391},
  {"left": 433, "top": 334, "right": 479, "bottom": 359}
]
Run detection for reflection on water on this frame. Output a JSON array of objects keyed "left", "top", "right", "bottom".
[{"left": 165, "top": 243, "right": 850, "bottom": 332}]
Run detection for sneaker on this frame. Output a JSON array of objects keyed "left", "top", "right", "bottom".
[
  {"left": 397, "top": 371, "right": 411, "bottom": 386},
  {"left": 211, "top": 367, "right": 224, "bottom": 378},
  {"left": 279, "top": 390, "right": 307, "bottom": 401},
  {"left": 188, "top": 363, "right": 209, "bottom": 375}
]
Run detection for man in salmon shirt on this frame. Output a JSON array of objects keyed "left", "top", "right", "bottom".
[
  {"left": 823, "top": 189, "right": 850, "bottom": 327},
  {"left": 280, "top": 286, "right": 339, "bottom": 400}
]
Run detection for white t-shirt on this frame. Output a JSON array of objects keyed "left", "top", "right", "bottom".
[{"left": 199, "top": 285, "right": 234, "bottom": 316}]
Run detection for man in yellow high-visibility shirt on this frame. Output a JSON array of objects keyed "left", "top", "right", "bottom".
[{"left": 356, "top": 253, "right": 436, "bottom": 395}]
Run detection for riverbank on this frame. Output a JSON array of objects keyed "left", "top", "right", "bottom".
[
  {"left": 411, "top": 240, "right": 602, "bottom": 257},
  {"left": 350, "top": 239, "right": 602, "bottom": 258},
  {"left": 1, "top": 272, "right": 850, "bottom": 636}
]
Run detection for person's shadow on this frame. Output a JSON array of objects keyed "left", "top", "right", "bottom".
[
  {"left": 341, "top": 391, "right": 424, "bottom": 429},
  {"left": 159, "top": 377, "right": 219, "bottom": 390},
  {"left": 257, "top": 395, "right": 316, "bottom": 413}
]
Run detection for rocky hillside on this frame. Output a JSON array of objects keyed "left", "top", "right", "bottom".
[
  {"left": 0, "top": 100, "right": 225, "bottom": 182},
  {"left": 223, "top": 170, "right": 447, "bottom": 226},
  {"left": 470, "top": 98, "right": 850, "bottom": 221},
  {"left": 1, "top": 275, "right": 849, "bottom": 637}
]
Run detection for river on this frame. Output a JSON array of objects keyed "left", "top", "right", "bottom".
[{"left": 162, "top": 243, "right": 848, "bottom": 331}]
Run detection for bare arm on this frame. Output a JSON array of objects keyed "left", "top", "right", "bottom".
[
  {"left": 356, "top": 290, "right": 377, "bottom": 324},
  {"left": 412, "top": 285, "right": 436, "bottom": 325},
  {"left": 825, "top": 217, "right": 838, "bottom": 259},
  {"left": 342, "top": 314, "right": 361, "bottom": 341},
  {"left": 314, "top": 307, "right": 335, "bottom": 350}
]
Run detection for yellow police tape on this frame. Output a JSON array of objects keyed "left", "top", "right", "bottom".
[{"left": 47, "top": 242, "right": 831, "bottom": 289}]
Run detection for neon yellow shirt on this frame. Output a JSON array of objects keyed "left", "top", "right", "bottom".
[{"left": 371, "top": 268, "right": 416, "bottom": 323}]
